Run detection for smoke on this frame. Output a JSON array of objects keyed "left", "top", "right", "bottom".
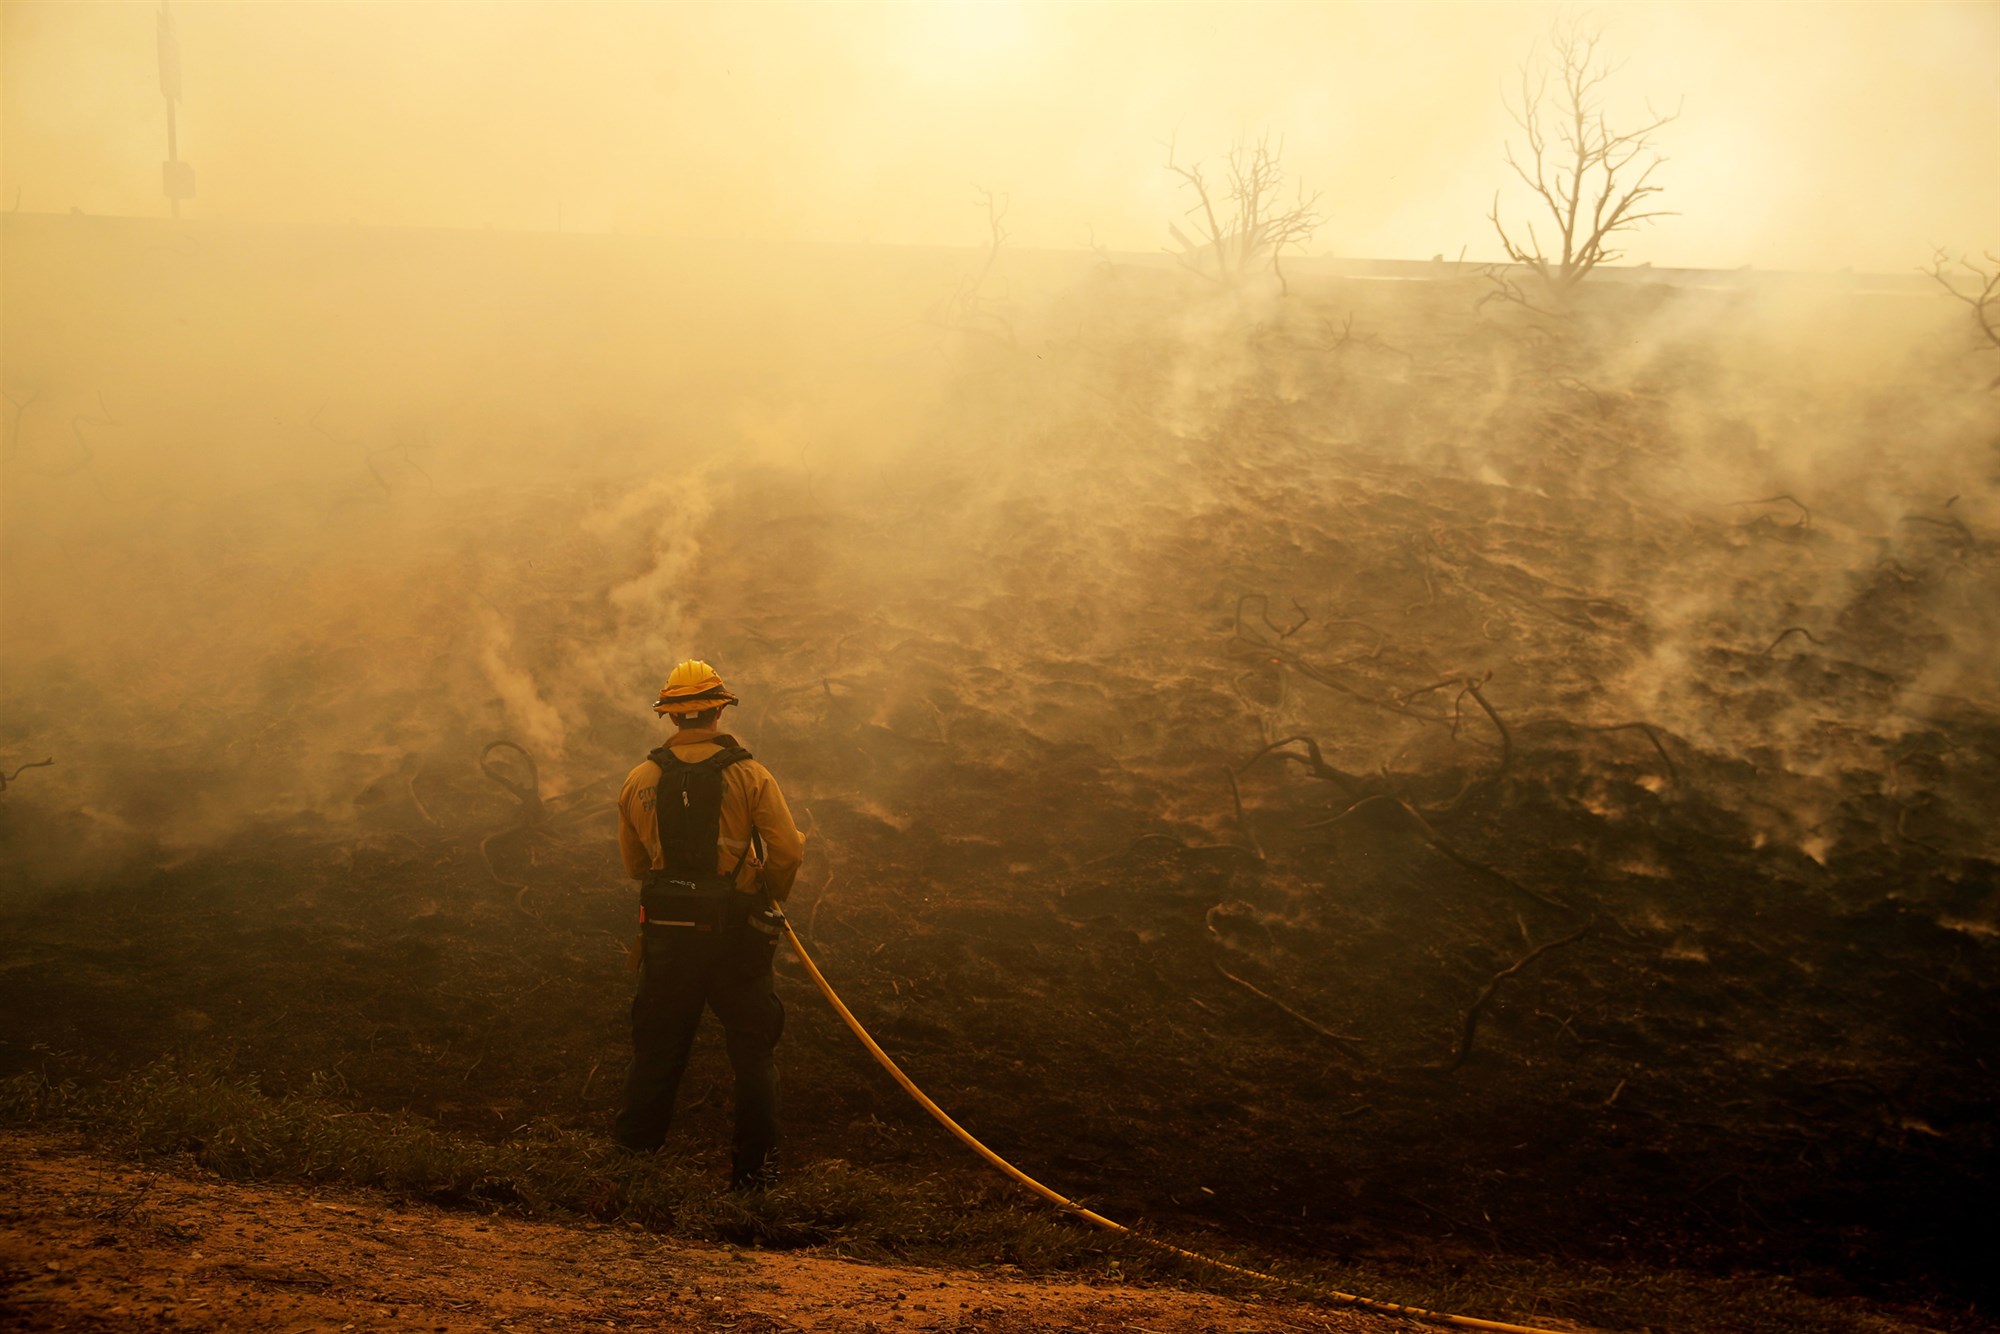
[
  {"left": 7, "top": 4, "right": 1997, "bottom": 269},
  {"left": 475, "top": 604, "right": 568, "bottom": 770},
  {"left": 580, "top": 471, "right": 716, "bottom": 706},
  {"left": 2, "top": 195, "right": 1997, "bottom": 892}
]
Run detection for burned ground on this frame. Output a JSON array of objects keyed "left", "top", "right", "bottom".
[{"left": 2, "top": 217, "right": 1997, "bottom": 1331}]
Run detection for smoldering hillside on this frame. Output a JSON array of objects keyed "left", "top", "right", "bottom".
[
  {"left": 3, "top": 213, "right": 1999, "bottom": 1317},
  {"left": 0, "top": 215, "right": 988, "bottom": 870},
  {"left": 4, "top": 216, "right": 1996, "bottom": 876}
]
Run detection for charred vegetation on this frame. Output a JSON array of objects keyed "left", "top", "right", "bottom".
[
  {"left": 1486, "top": 16, "right": 1680, "bottom": 309},
  {"left": 2, "top": 214, "right": 1997, "bottom": 1332},
  {"left": 1164, "top": 133, "right": 1324, "bottom": 298}
]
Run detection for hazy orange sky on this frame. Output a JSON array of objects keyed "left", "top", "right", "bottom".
[{"left": 3, "top": 1, "right": 1995, "bottom": 271}]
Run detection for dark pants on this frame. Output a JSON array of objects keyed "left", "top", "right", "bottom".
[{"left": 614, "top": 897, "right": 784, "bottom": 1184}]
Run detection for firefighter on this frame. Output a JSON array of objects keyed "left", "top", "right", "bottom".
[{"left": 613, "top": 659, "right": 805, "bottom": 1189}]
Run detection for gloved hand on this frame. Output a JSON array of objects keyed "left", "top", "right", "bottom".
[{"left": 748, "top": 899, "right": 787, "bottom": 938}]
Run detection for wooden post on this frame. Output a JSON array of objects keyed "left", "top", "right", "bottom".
[{"left": 158, "top": 2, "right": 189, "bottom": 218}]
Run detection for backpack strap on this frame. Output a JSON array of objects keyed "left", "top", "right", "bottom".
[
  {"left": 645, "top": 742, "right": 757, "bottom": 884},
  {"left": 712, "top": 745, "right": 759, "bottom": 879}
]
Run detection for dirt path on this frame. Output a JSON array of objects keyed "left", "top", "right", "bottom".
[{"left": 0, "top": 1132, "right": 1534, "bottom": 1334}]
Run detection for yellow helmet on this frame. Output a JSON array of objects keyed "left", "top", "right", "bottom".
[{"left": 652, "top": 659, "right": 740, "bottom": 715}]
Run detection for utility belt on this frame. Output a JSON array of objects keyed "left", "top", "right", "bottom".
[{"left": 639, "top": 874, "right": 747, "bottom": 934}]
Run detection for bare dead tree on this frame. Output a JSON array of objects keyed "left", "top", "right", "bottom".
[
  {"left": 1165, "top": 132, "right": 1323, "bottom": 296},
  {"left": 1489, "top": 16, "right": 1680, "bottom": 297},
  {"left": 934, "top": 187, "right": 1016, "bottom": 348},
  {"left": 1925, "top": 248, "right": 2000, "bottom": 388}
]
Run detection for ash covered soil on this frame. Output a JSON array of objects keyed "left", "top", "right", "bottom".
[
  {"left": 2, "top": 219, "right": 1998, "bottom": 1330},
  {"left": 3, "top": 1130, "right": 1417, "bottom": 1334}
]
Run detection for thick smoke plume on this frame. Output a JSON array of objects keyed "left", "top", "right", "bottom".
[{"left": 3, "top": 216, "right": 1997, "bottom": 894}]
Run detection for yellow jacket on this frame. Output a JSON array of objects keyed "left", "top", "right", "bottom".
[{"left": 616, "top": 727, "right": 806, "bottom": 902}]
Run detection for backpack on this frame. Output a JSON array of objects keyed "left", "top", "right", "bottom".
[{"left": 640, "top": 740, "right": 754, "bottom": 932}]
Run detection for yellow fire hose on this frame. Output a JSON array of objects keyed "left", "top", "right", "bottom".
[{"left": 781, "top": 920, "right": 1578, "bottom": 1334}]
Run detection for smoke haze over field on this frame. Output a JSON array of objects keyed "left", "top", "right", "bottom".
[
  {"left": 3, "top": 1, "right": 1997, "bottom": 271},
  {"left": 9, "top": 16, "right": 2000, "bottom": 1319},
  {"left": 2, "top": 0, "right": 1999, "bottom": 884},
  {"left": 3, "top": 211, "right": 1996, "bottom": 876}
]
